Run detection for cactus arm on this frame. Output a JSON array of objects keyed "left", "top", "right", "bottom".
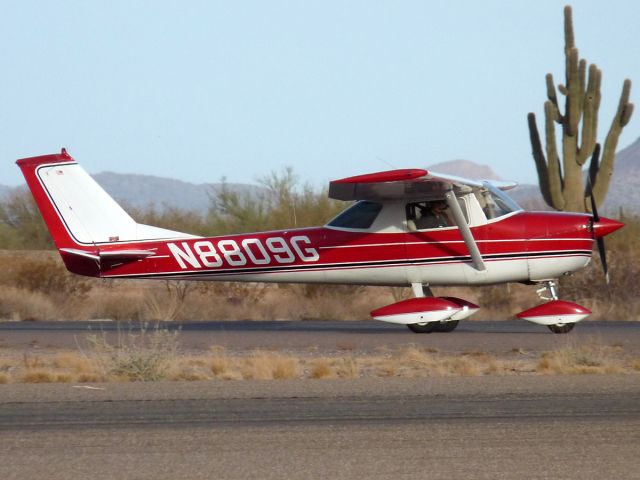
[
  {"left": 593, "top": 79, "right": 634, "bottom": 205},
  {"left": 564, "top": 6, "right": 575, "bottom": 51},
  {"left": 546, "top": 74, "right": 563, "bottom": 123},
  {"left": 577, "top": 64, "right": 601, "bottom": 165},
  {"left": 544, "top": 101, "right": 566, "bottom": 210},
  {"left": 577, "top": 58, "right": 587, "bottom": 116},
  {"left": 566, "top": 47, "right": 581, "bottom": 137}
]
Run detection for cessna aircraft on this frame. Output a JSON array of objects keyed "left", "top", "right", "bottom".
[{"left": 17, "top": 149, "right": 623, "bottom": 334}]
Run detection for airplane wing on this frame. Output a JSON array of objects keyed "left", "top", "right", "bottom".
[{"left": 328, "top": 168, "right": 517, "bottom": 201}]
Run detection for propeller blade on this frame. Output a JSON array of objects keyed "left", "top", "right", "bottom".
[
  {"left": 587, "top": 143, "right": 608, "bottom": 282},
  {"left": 589, "top": 186, "right": 600, "bottom": 223},
  {"left": 587, "top": 143, "right": 601, "bottom": 222},
  {"left": 596, "top": 237, "right": 609, "bottom": 284}
]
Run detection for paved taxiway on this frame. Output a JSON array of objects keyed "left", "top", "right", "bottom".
[
  {"left": 1, "top": 376, "right": 639, "bottom": 480},
  {"left": 1, "top": 320, "right": 639, "bottom": 354}
]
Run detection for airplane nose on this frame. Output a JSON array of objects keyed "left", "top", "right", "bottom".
[{"left": 592, "top": 216, "right": 625, "bottom": 239}]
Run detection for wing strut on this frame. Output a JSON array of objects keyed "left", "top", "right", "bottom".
[{"left": 444, "top": 190, "right": 486, "bottom": 271}]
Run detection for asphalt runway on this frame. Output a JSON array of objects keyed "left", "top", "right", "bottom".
[
  {"left": 1, "top": 376, "right": 639, "bottom": 480},
  {"left": 1, "top": 320, "right": 639, "bottom": 354}
]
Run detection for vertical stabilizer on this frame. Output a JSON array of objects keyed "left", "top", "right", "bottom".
[{"left": 16, "top": 149, "right": 192, "bottom": 251}]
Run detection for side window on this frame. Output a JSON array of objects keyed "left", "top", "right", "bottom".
[
  {"left": 328, "top": 201, "right": 383, "bottom": 229},
  {"left": 406, "top": 199, "right": 467, "bottom": 231}
]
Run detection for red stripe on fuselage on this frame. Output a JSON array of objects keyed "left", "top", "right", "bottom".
[{"left": 95, "top": 211, "right": 593, "bottom": 279}]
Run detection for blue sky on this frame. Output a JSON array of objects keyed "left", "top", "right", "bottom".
[{"left": 1, "top": 1, "right": 639, "bottom": 187}]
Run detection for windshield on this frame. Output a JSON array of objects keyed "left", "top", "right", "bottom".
[
  {"left": 328, "top": 201, "right": 383, "bottom": 229},
  {"left": 475, "top": 183, "right": 522, "bottom": 220}
]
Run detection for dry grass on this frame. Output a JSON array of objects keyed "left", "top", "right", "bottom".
[
  {"left": 0, "top": 339, "right": 638, "bottom": 384},
  {"left": 310, "top": 359, "right": 336, "bottom": 379},
  {"left": 239, "top": 351, "right": 301, "bottom": 380},
  {"left": 536, "top": 344, "right": 626, "bottom": 375}
]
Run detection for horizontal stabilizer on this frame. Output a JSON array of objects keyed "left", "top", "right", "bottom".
[
  {"left": 59, "top": 248, "right": 99, "bottom": 261},
  {"left": 60, "top": 248, "right": 155, "bottom": 262},
  {"left": 98, "top": 249, "right": 156, "bottom": 260}
]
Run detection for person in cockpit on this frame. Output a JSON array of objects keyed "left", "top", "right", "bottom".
[{"left": 415, "top": 200, "right": 450, "bottom": 229}]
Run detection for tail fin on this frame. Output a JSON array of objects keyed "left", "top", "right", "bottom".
[{"left": 16, "top": 149, "right": 193, "bottom": 272}]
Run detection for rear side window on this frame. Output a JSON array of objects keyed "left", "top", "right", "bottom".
[{"left": 328, "top": 201, "right": 383, "bottom": 229}]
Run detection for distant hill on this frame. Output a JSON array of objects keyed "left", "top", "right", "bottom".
[
  {"left": 0, "top": 173, "right": 259, "bottom": 214},
  {"left": 602, "top": 136, "right": 640, "bottom": 215},
  {"left": 92, "top": 172, "right": 258, "bottom": 213},
  {"left": 428, "top": 159, "right": 502, "bottom": 181}
]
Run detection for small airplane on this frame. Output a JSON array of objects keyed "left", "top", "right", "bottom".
[{"left": 17, "top": 149, "right": 623, "bottom": 333}]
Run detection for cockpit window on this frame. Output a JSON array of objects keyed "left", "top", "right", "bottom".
[
  {"left": 328, "top": 201, "right": 383, "bottom": 229},
  {"left": 475, "top": 184, "right": 522, "bottom": 220}
]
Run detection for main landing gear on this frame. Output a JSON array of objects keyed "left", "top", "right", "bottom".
[{"left": 369, "top": 284, "right": 479, "bottom": 334}]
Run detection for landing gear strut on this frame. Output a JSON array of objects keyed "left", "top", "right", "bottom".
[{"left": 536, "top": 280, "right": 559, "bottom": 301}]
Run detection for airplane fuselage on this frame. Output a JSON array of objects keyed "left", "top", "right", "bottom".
[{"left": 63, "top": 210, "right": 594, "bottom": 287}]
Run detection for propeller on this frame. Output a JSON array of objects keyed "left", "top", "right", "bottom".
[{"left": 587, "top": 143, "right": 610, "bottom": 284}]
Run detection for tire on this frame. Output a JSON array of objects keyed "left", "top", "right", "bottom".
[
  {"left": 407, "top": 322, "right": 438, "bottom": 333},
  {"left": 434, "top": 320, "right": 459, "bottom": 333},
  {"left": 547, "top": 323, "right": 575, "bottom": 334}
]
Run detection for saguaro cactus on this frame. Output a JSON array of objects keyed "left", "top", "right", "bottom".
[{"left": 527, "top": 5, "right": 633, "bottom": 212}]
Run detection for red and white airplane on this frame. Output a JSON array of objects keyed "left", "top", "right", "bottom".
[{"left": 17, "top": 149, "right": 623, "bottom": 334}]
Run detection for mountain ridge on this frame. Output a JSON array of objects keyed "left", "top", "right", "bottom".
[{"left": 2, "top": 137, "right": 638, "bottom": 214}]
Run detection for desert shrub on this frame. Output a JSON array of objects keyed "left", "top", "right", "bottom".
[
  {"left": 0, "top": 190, "right": 53, "bottom": 249},
  {"left": 143, "top": 281, "right": 194, "bottom": 321},
  {"left": 205, "top": 168, "right": 345, "bottom": 235},
  {"left": 0, "top": 286, "right": 58, "bottom": 320},
  {"left": 9, "top": 257, "right": 91, "bottom": 297},
  {"left": 86, "top": 324, "right": 179, "bottom": 381},
  {"left": 477, "top": 285, "right": 513, "bottom": 312},
  {"left": 85, "top": 288, "right": 145, "bottom": 321}
]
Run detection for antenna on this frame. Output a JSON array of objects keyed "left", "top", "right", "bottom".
[{"left": 376, "top": 156, "right": 398, "bottom": 170}]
